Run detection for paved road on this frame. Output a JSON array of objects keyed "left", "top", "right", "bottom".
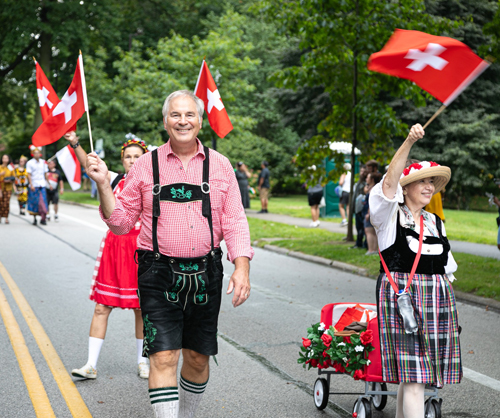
[
  {"left": 0, "top": 201, "right": 499, "bottom": 417},
  {"left": 246, "top": 210, "right": 500, "bottom": 260}
]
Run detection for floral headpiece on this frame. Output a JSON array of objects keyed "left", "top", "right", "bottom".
[
  {"left": 29, "top": 145, "right": 42, "bottom": 157},
  {"left": 121, "top": 133, "right": 148, "bottom": 158},
  {"left": 400, "top": 160, "right": 451, "bottom": 195}
]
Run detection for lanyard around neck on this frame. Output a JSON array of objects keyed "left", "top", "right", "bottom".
[{"left": 379, "top": 215, "right": 424, "bottom": 294}]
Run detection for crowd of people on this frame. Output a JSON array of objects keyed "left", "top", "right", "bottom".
[{"left": 0, "top": 148, "right": 65, "bottom": 225}]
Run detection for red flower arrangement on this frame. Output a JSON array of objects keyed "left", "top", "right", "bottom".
[{"left": 298, "top": 322, "right": 375, "bottom": 379}]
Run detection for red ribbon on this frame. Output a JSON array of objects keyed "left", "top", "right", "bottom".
[{"left": 379, "top": 215, "right": 424, "bottom": 294}]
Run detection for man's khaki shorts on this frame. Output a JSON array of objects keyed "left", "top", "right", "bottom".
[{"left": 260, "top": 187, "right": 269, "bottom": 200}]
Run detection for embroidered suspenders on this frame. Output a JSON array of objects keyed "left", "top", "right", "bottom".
[{"left": 150, "top": 146, "right": 215, "bottom": 259}]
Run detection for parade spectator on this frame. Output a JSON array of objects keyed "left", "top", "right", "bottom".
[
  {"left": 363, "top": 171, "right": 382, "bottom": 255},
  {"left": 15, "top": 156, "right": 29, "bottom": 215},
  {"left": 86, "top": 90, "right": 253, "bottom": 418},
  {"left": 365, "top": 159, "right": 380, "bottom": 175},
  {"left": 338, "top": 163, "right": 351, "bottom": 226},
  {"left": 235, "top": 161, "right": 251, "bottom": 209},
  {"left": 370, "top": 124, "right": 461, "bottom": 417},
  {"left": 491, "top": 184, "right": 500, "bottom": 251},
  {"left": 351, "top": 164, "right": 367, "bottom": 249},
  {"left": 65, "top": 131, "right": 151, "bottom": 381},
  {"left": 258, "top": 160, "right": 270, "bottom": 213},
  {"left": 26, "top": 147, "right": 49, "bottom": 226},
  {"left": 307, "top": 181, "right": 323, "bottom": 228},
  {"left": 0, "top": 154, "right": 16, "bottom": 224},
  {"left": 46, "top": 160, "right": 64, "bottom": 222}
]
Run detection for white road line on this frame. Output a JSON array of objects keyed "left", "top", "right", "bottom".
[
  {"left": 463, "top": 367, "right": 500, "bottom": 392},
  {"left": 58, "top": 213, "right": 108, "bottom": 233}
]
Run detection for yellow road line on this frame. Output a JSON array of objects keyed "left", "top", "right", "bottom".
[
  {"left": 0, "top": 284, "right": 56, "bottom": 417},
  {"left": 0, "top": 261, "right": 92, "bottom": 418}
]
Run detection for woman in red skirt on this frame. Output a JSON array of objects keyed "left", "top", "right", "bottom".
[
  {"left": 370, "top": 124, "right": 461, "bottom": 418},
  {"left": 67, "top": 132, "right": 151, "bottom": 380}
]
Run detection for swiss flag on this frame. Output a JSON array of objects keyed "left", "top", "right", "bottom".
[
  {"left": 55, "top": 145, "right": 81, "bottom": 191},
  {"left": 35, "top": 60, "right": 77, "bottom": 131},
  {"left": 368, "top": 29, "right": 490, "bottom": 106},
  {"left": 32, "top": 54, "right": 88, "bottom": 146},
  {"left": 194, "top": 60, "right": 233, "bottom": 138}
]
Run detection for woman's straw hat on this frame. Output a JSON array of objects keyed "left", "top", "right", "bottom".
[{"left": 400, "top": 161, "right": 451, "bottom": 195}]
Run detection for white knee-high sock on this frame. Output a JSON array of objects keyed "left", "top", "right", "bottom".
[
  {"left": 87, "top": 337, "right": 104, "bottom": 368},
  {"left": 401, "top": 382, "right": 425, "bottom": 418},
  {"left": 150, "top": 387, "right": 179, "bottom": 418},
  {"left": 179, "top": 375, "right": 208, "bottom": 418},
  {"left": 136, "top": 339, "right": 149, "bottom": 364}
]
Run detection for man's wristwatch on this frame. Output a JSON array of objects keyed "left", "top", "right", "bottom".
[{"left": 70, "top": 141, "right": 80, "bottom": 149}]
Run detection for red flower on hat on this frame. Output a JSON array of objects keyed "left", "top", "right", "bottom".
[
  {"left": 429, "top": 161, "right": 439, "bottom": 167},
  {"left": 302, "top": 338, "right": 312, "bottom": 348}
]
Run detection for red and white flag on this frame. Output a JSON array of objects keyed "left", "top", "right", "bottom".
[
  {"left": 35, "top": 60, "right": 77, "bottom": 130},
  {"left": 194, "top": 60, "right": 233, "bottom": 138},
  {"left": 55, "top": 145, "right": 81, "bottom": 190},
  {"left": 368, "top": 29, "right": 490, "bottom": 106},
  {"left": 32, "top": 54, "right": 89, "bottom": 147}
]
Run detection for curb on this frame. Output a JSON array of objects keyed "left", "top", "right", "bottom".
[
  {"left": 259, "top": 243, "right": 499, "bottom": 313},
  {"left": 262, "top": 244, "right": 369, "bottom": 277},
  {"left": 60, "top": 199, "right": 99, "bottom": 210}
]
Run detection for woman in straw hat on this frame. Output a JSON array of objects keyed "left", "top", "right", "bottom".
[{"left": 369, "top": 124, "right": 461, "bottom": 418}]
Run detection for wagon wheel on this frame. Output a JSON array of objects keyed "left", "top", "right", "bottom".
[
  {"left": 352, "top": 398, "right": 372, "bottom": 418},
  {"left": 424, "top": 398, "right": 442, "bottom": 418},
  {"left": 371, "top": 382, "right": 388, "bottom": 411},
  {"left": 313, "top": 377, "right": 329, "bottom": 410}
]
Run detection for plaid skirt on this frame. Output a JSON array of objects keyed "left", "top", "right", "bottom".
[{"left": 377, "top": 272, "right": 462, "bottom": 388}]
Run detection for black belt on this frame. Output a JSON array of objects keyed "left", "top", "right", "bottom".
[{"left": 151, "top": 146, "right": 214, "bottom": 260}]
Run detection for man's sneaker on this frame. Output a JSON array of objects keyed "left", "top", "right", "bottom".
[
  {"left": 340, "top": 219, "right": 347, "bottom": 226},
  {"left": 71, "top": 364, "right": 97, "bottom": 379},
  {"left": 54, "top": 215, "right": 59, "bottom": 222},
  {"left": 47, "top": 215, "right": 51, "bottom": 221},
  {"left": 138, "top": 362, "right": 150, "bottom": 379}
]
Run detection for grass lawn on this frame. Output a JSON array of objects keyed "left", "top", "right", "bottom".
[
  {"left": 248, "top": 217, "right": 500, "bottom": 302},
  {"left": 267, "top": 194, "right": 498, "bottom": 244},
  {"left": 60, "top": 189, "right": 99, "bottom": 206}
]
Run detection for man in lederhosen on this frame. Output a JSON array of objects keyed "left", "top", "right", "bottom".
[{"left": 86, "top": 90, "right": 253, "bottom": 418}]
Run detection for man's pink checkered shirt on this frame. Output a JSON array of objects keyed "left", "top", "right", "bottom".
[{"left": 100, "top": 140, "right": 254, "bottom": 262}]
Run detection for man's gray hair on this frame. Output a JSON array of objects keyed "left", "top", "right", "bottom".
[{"left": 162, "top": 90, "right": 204, "bottom": 124}]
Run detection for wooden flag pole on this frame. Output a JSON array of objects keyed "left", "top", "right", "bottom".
[
  {"left": 423, "top": 104, "right": 446, "bottom": 130},
  {"left": 79, "top": 50, "right": 94, "bottom": 153}
]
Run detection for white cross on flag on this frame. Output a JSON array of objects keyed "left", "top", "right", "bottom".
[
  {"left": 194, "top": 60, "right": 233, "bottom": 138},
  {"left": 35, "top": 60, "right": 77, "bottom": 131},
  {"left": 33, "top": 54, "right": 89, "bottom": 147},
  {"left": 368, "top": 29, "right": 490, "bottom": 106}
]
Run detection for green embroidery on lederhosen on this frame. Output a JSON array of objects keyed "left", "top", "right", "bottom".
[
  {"left": 179, "top": 262, "right": 199, "bottom": 272},
  {"left": 170, "top": 186, "right": 192, "bottom": 200},
  {"left": 165, "top": 275, "right": 185, "bottom": 302},
  {"left": 143, "top": 315, "right": 157, "bottom": 356},
  {"left": 194, "top": 273, "right": 208, "bottom": 305}
]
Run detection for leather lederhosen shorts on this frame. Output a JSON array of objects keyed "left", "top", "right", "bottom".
[{"left": 135, "top": 248, "right": 224, "bottom": 357}]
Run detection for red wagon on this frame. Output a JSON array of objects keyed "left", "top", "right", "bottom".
[{"left": 312, "top": 302, "right": 443, "bottom": 418}]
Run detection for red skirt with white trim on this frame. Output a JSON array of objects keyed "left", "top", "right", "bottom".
[{"left": 90, "top": 226, "right": 140, "bottom": 309}]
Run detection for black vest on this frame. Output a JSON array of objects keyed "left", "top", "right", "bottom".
[{"left": 379, "top": 210, "right": 450, "bottom": 275}]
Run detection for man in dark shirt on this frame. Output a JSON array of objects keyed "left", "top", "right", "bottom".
[
  {"left": 258, "top": 161, "right": 270, "bottom": 213},
  {"left": 46, "top": 160, "right": 64, "bottom": 221}
]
